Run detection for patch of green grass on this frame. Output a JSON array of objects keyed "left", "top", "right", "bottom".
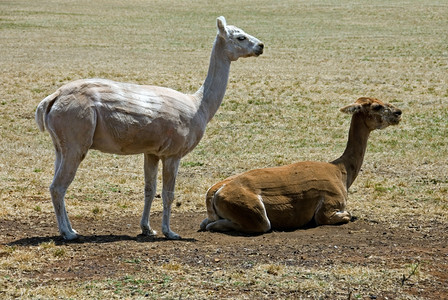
[
  {"left": 0, "top": 21, "right": 44, "bottom": 29},
  {"left": 181, "top": 161, "right": 204, "bottom": 167},
  {"left": 124, "top": 258, "right": 141, "bottom": 264},
  {"left": 52, "top": 248, "right": 65, "bottom": 257}
]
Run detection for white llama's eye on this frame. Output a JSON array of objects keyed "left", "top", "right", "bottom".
[{"left": 237, "top": 36, "right": 246, "bottom": 41}]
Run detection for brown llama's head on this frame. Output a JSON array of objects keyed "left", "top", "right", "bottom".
[{"left": 340, "top": 97, "right": 402, "bottom": 130}]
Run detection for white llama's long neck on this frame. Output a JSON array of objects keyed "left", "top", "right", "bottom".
[
  {"left": 331, "top": 114, "right": 371, "bottom": 189},
  {"left": 194, "top": 36, "right": 231, "bottom": 123}
]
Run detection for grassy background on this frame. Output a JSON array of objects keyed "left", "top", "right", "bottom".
[{"left": 1, "top": 0, "right": 447, "bottom": 298}]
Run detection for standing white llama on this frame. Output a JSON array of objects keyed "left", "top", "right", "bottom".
[{"left": 35, "top": 16, "right": 264, "bottom": 240}]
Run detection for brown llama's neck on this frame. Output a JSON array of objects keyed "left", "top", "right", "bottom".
[{"left": 331, "top": 113, "right": 372, "bottom": 189}]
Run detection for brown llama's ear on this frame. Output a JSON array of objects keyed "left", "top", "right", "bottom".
[
  {"left": 340, "top": 103, "right": 362, "bottom": 115},
  {"left": 217, "top": 16, "right": 227, "bottom": 37}
]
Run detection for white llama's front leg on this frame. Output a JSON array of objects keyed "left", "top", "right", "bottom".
[
  {"left": 140, "top": 154, "right": 159, "bottom": 236},
  {"left": 161, "top": 157, "right": 181, "bottom": 240}
]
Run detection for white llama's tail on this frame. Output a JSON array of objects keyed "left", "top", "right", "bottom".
[{"left": 35, "top": 90, "right": 60, "bottom": 132}]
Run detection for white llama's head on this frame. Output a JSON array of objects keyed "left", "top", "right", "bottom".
[{"left": 216, "top": 16, "right": 264, "bottom": 61}]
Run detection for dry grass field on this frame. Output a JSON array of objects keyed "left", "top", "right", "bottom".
[{"left": 1, "top": 0, "right": 447, "bottom": 299}]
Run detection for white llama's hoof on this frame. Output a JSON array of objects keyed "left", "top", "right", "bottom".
[
  {"left": 164, "top": 230, "right": 181, "bottom": 240},
  {"left": 141, "top": 228, "right": 157, "bottom": 236},
  {"left": 62, "top": 229, "right": 79, "bottom": 241}
]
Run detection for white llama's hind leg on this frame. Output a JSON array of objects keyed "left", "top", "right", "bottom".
[
  {"left": 53, "top": 145, "right": 62, "bottom": 176},
  {"left": 50, "top": 151, "right": 85, "bottom": 240},
  {"left": 140, "top": 154, "right": 159, "bottom": 236}
]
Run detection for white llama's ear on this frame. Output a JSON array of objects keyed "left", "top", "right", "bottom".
[
  {"left": 340, "top": 103, "right": 362, "bottom": 115},
  {"left": 217, "top": 16, "right": 227, "bottom": 36}
]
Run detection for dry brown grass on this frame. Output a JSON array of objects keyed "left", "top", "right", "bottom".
[{"left": 1, "top": 0, "right": 447, "bottom": 298}]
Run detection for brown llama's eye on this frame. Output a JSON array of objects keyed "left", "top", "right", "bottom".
[{"left": 372, "top": 104, "right": 383, "bottom": 111}]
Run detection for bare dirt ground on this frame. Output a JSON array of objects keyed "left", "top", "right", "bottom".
[{"left": 2, "top": 211, "right": 447, "bottom": 299}]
